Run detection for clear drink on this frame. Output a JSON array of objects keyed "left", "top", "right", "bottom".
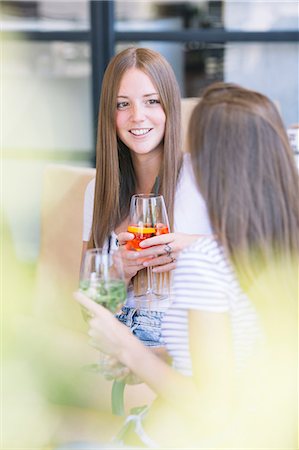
[
  {"left": 80, "top": 278, "right": 126, "bottom": 312},
  {"left": 79, "top": 248, "right": 126, "bottom": 316}
]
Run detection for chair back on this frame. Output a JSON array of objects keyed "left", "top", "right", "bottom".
[{"left": 34, "top": 164, "right": 95, "bottom": 330}]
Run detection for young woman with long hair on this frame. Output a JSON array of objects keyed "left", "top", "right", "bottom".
[
  {"left": 77, "top": 82, "right": 298, "bottom": 448},
  {"left": 82, "top": 47, "right": 211, "bottom": 361}
]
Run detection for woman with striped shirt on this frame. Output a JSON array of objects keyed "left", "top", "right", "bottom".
[{"left": 75, "top": 83, "right": 298, "bottom": 448}]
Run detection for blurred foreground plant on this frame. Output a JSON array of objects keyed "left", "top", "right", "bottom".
[{"left": 2, "top": 218, "right": 121, "bottom": 449}]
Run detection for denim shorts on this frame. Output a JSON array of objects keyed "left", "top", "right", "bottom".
[{"left": 116, "top": 306, "right": 165, "bottom": 347}]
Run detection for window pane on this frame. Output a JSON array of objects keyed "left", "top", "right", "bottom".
[
  {"left": 1, "top": 1, "right": 89, "bottom": 31},
  {"left": 115, "top": 1, "right": 298, "bottom": 31},
  {"left": 225, "top": 1, "right": 298, "bottom": 31},
  {"left": 224, "top": 42, "right": 298, "bottom": 127},
  {"left": 3, "top": 40, "right": 92, "bottom": 155},
  {"left": 116, "top": 40, "right": 298, "bottom": 126},
  {"left": 115, "top": 1, "right": 223, "bottom": 30},
  {"left": 3, "top": 38, "right": 92, "bottom": 261}
]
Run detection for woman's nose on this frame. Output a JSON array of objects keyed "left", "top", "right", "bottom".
[{"left": 131, "top": 103, "right": 145, "bottom": 122}]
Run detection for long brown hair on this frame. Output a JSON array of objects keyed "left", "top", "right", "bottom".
[
  {"left": 89, "top": 47, "right": 182, "bottom": 249},
  {"left": 189, "top": 82, "right": 299, "bottom": 282},
  {"left": 189, "top": 83, "right": 298, "bottom": 437}
]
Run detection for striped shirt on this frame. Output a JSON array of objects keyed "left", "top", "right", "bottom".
[{"left": 162, "top": 237, "right": 262, "bottom": 376}]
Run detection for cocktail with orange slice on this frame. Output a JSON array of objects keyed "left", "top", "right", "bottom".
[
  {"left": 127, "top": 194, "right": 170, "bottom": 297},
  {"left": 126, "top": 224, "right": 169, "bottom": 251}
]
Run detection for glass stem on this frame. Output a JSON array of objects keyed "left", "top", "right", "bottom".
[{"left": 146, "top": 266, "right": 153, "bottom": 297}]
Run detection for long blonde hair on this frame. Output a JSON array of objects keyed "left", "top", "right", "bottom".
[{"left": 89, "top": 47, "right": 182, "bottom": 249}]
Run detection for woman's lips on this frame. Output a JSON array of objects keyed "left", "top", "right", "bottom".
[{"left": 129, "top": 128, "right": 152, "bottom": 136}]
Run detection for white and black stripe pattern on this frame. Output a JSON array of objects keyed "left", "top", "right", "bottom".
[{"left": 161, "top": 237, "right": 262, "bottom": 376}]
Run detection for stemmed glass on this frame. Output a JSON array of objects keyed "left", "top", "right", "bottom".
[
  {"left": 127, "top": 194, "right": 170, "bottom": 299},
  {"left": 79, "top": 248, "right": 127, "bottom": 415},
  {"left": 79, "top": 248, "right": 126, "bottom": 318}
]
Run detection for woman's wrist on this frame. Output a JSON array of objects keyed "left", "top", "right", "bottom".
[{"left": 117, "top": 331, "right": 147, "bottom": 370}]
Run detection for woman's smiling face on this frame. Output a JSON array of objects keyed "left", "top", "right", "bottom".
[{"left": 115, "top": 68, "right": 166, "bottom": 157}]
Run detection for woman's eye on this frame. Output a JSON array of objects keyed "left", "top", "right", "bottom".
[
  {"left": 117, "top": 101, "right": 129, "bottom": 110},
  {"left": 147, "top": 99, "right": 160, "bottom": 105}
]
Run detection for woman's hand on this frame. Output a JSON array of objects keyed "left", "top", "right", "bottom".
[
  {"left": 117, "top": 231, "right": 147, "bottom": 283},
  {"left": 137, "top": 232, "right": 200, "bottom": 273},
  {"left": 98, "top": 354, "right": 130, "bottom": 380},
  {"left": 98, "top": 354, "right": 142, "bottom": 384},
  {"left": 74, "top": 290, "right": 132, "bottom": 358},
  {"left": 74, "top": 291, "right": 144, "bottom": 385}
]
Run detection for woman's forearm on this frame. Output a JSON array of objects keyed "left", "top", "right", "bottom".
[
  {"left": 74, "top": 292, "right": 234, "bottom": 430},
  {"left": 118, "top": 333, "right": 232, "bottom": 428}
]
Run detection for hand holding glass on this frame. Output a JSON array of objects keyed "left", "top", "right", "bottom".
[{"left": 79, "top": 248, "right": 127, "bottom": 416}]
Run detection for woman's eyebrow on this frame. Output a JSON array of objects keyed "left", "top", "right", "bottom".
[
  {"left": 117, "top": 93, "right": 159, "bottom": 98},
  {"left": 144, "top": 93, "right": 159, "bottom": 97}
]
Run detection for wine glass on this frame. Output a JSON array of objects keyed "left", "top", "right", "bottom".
[
  {"left": 127, "top": 194, "right": 170, "bottom": 299},
  {"left": 79, "top": 247, "right": 127, "bottom": 416},
  {"left": 79, "top": 248, "right": 126, "bottom": 319}
]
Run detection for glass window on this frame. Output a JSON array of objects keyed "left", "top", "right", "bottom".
[
  {"left": 2, "top": 1, "right": 92, "bottom": 156},
  {"left": 115, "top": 1, "right": 223, "bottom": 30},
  {"left": 224, "top": 42, "right": 298, "bottom": 127},
  {"left": 224, "top": 1, "right": 298, "bottom": 31},
  {"left": 3, "top": 40, "right": 92, "bottom": 155},
  {"left": 1, "top": 1, "right": 89, "bottom": 30},
  {"left": 116, "top": 39, "right": 298, "bottom": 127},
  {"left": 115, "top": 0, "right": 298, "bottom": 32},
  {"left": 115, "top": 0, "right": 299, "bottom": 126},
  {"left": 184, "top": 42, "right": 224, "bottom": 96},
  {"left": 2, "top": 1, "right": 92, "bottom": 263},
  {"left": 223, "top": 2, "right": 299, "bottom": 126}
]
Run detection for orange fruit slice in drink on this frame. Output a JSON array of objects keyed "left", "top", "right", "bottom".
[{"left": 127, "top": 226, "right": 156, "bottom": 234}]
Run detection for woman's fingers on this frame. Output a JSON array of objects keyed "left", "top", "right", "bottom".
[
  {"left": 74, "top": 291, "right": 108, "bottom": 317},
  {"left": 139, "top": 233, "right": 175, "bottom": 248},
  {"left": 132, "top": 245, "right": 177, "bottom": 266},
  {"left": 74, "top": 293, "right": 131, "bottom": 361},
  {"left": 114, "top": 366, "right": 130, "bottom": 380},
  {"left": 119, "top": 248, "right": 153, "bottom": 280},
  {"left": 117, "top": 231, "right": 134, "bottom": 246},
  {"left": 152, "top": 261, "right": 177, "bottom": 273},
  {"left": 117, "top": 231, "right": 198, "bottom": 277},
  {"left": 143, "top": 253, "right": 177, "bottom": 268},
  {"left": 121, "top": 259, "right": 145, "bottom": 280},
  {"left": 98, "top": 355, "right": 130, "bottom": 380},
  {"left": 117, "top": 239, "right": 147, "bottom": 279},
  {"left": 136, "top": 233, "right": 179, "bottom": 272},
  {"left": 125, "top": 373, "right": 142, "bottom": 385}
]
